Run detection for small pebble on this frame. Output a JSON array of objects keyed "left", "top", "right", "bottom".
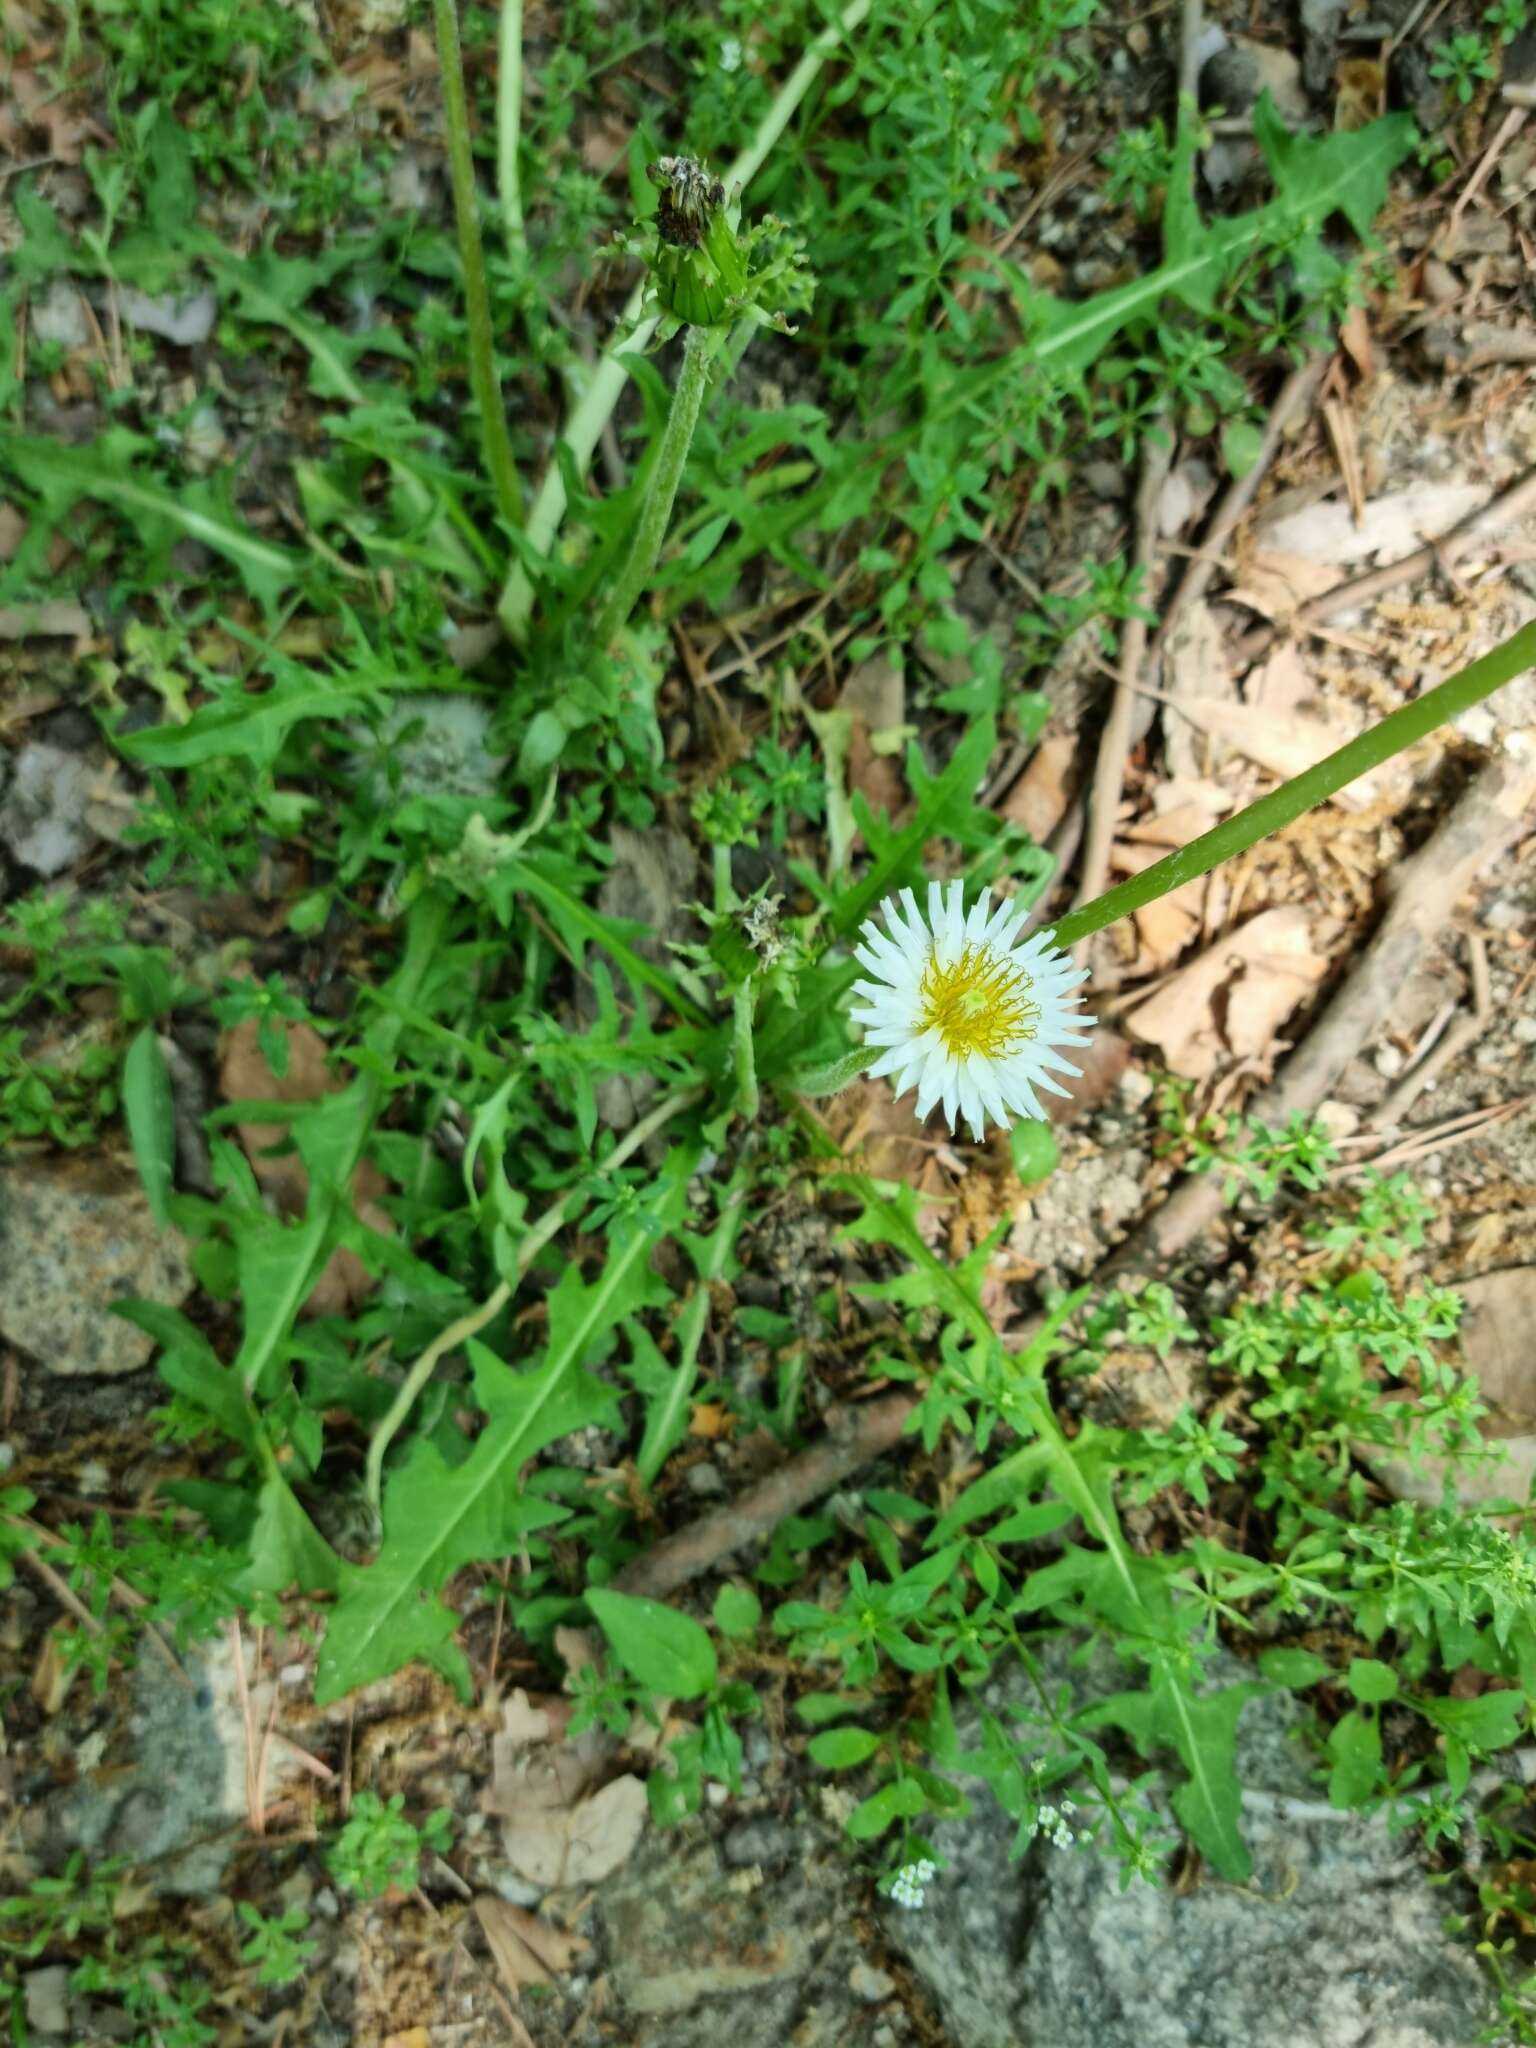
[
  {"left": 1512, "top": 1017, "right": 1536, "bottom": 1045},
  {"left": 850, "top": 1962, "right": 897, "bottom": 2003},
  {"left": 1373, "top": 1044, "right": 1405, "bottom": 1078}
]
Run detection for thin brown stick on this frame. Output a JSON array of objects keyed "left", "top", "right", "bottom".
[
  {"left": 612, "top": 754, "right": 1536, "bottom": 1600},
  {"left": 1377, "top": 931, "right": 1492, "bottom": 1123},
  {"left": 612, "top": 1394, "right": 914, "bottom": 1600},
  {"left": 1150, "top": 352, "right": 1329, "bottom": 660},
  {"left": 1071, "top": 434, "right": 1174, "bottom": 955}
]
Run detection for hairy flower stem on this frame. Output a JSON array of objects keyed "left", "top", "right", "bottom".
[
  {"left": 592, "top": 324, "right": 722, "bottom": 650},
  {"left": 733, "top": 979, "right": 760, "bottom": 1122},
  {"left": 433, "top": 0, "right": 523, "bottom": 533},
  {"left": 1048, "top": 619, "right": 1536, "bottom": 952},
  {"left": 497, "top": 0, "right": 524, "bottom": 253},
  {"left": 497, "top": 0, "right": 872, "bottom": 640}
]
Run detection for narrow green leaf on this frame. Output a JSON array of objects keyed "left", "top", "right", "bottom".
[{"left": 122, "top": 1027, "right": 175, "bottom": 1230}]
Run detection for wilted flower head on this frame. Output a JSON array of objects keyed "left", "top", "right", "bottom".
[
  {"left": 626, "top": 152, "right": 812, "bottom": 334},
  {"left": 851, "top": 881, "right": 1092, "bottom": 1142}
]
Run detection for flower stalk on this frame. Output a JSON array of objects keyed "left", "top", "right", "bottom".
[
  {"left": 433, "top": 0, "right": 524, "bottom": 533},
  {"left": 590, "top": 322, "right": 724, "bottom": 648},
  {"left": 1048, "top": 619, "right": 1536, "bottom": 952},
  {"left": 496, "top": 0, "right": 869, "bottom": 639},
  {"left": 497, "top": 0, "right": 525, "bottom": 254}
]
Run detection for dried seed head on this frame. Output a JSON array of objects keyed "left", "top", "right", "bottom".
[{"left": 647, "top": 155, "right": 726, "bottom": 248}]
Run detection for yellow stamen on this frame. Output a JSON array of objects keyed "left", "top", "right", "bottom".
[{"left": 918, "top": 945, "right": 1039, "bottom": 1059}]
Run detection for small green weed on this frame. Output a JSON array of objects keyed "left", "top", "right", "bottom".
[{"left": 325, "top": 1789, "right": 455, "bottom": 1900}]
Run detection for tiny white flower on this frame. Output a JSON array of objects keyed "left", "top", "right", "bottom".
[
  {"left": 851, "top": 881, "right": 1092, "bottom": 1142},
  {"left": 719, "top": 34, "right": 743, "bottom": 70},
  {"left": 888, "top": 1856, "right": 937, "bottom": 1908}
]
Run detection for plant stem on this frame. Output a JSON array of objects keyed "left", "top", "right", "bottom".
[
  {"left": 433, "top": 0, "right": 523, "bottom": 533},
  {"left": 591, "top": 323, "right": 721, "bottom": 649},
  {"left": 497, "top": 0, "right": 524, "bottom": 253},
  {"left": 733, "top": 979, "right": 759, "bottom": 1122},
  {"left": 1047, "top": 619, "right": 1536, "bottom": 952},
  {"left": 496, "top": 0, "right": 872, "bottom": 640}
]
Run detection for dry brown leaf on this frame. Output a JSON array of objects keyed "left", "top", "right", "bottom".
[
  {"left": 1112, "top": 840, "right": 1205, "bottom": 971},
  {"left": 0, "top": 504, "right": 26, "bottom": 563},
  {"left": 1045, "top": 1027, "right": 1130, "bottom": 1121},
  {"left": 381, "top": 2032, "right": 432, "bottom": 2048},
  {"left": 1123, "top": 906, "right": 1329, "bottom": 1078},
  {"left": 1256, "top": 480, "right": 1486, "bottom": 567},
  {"left": 1152, "top": 693, "right": 1376, "bottom": 809},
  {"left": 1337, "top": 297, "right": 1376, "bottom": 379},
  {"left": 9, "top": 66, "right": 111, "bottom": 161},
  {"left": 0, "top": 600, "right": 90, "bottom": 640},
  {"left": 1225, "top": 551, "right": 1344, "bottom": 620},
  {"left": 1246, "top": 641, "right": 1315, "bottom": 714},
  {"left": 1133, "top": 893, "right": 1202, "bottom": 971},
  {"left": 218, "top": 1010, "right": 393, "bottom": 1316},
  {"left": 484, "top": 1688, "right": 648, "bottom": 1888},
  {"left": 475, "top": 1896, "right": 589, "bottom": 1989},
  {"left": 1161, "top": 599, "right": 1234, "bottom": 783},
  {"left": 999, "top": 731, "right": 1075, "bottom": 840},
  {"left": 839, "top": 650, "right": 907, "bottom": 821},
  {"left": 688, "top": 1403, "right": 733, "bottom": 1439},
  {"left": 823, "top": 1076, "right": 943, "bottom": 1182},
  {"left": 1122, "top": 793, "right": 1227, "bottom": 848},
  {"left": 1335, "top": 55, "right": 1386, "bottom": 130},
  {"left": 499, "top": 1770, "right": 648, "bottom": 1888},
  {"left": 1321, "top": 396, "right": 1366, "bottom": 526}
]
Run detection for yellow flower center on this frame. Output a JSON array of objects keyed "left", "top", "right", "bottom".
[{"left": 917, "top": 945, "right": 1039, "bottom": 1059}]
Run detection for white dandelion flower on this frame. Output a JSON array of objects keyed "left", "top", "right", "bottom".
[{"left": 851, "top": 880, "right": 1092, "bottom": 1143}]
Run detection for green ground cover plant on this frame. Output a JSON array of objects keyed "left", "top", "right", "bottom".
[{"left": 4, "top": 0, "right": 1536, "bottom": 2031}]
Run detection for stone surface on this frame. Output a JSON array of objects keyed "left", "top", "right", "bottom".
[
  {"left": 118, "top": 287, "right": 219, "bottom": 345},
  {"left": 0, "top": 1159, "right": 193, "bottom": 1375},
  {"left": 22, "top": 1966, "right": 71, "bottom": 2036},
  {"left": 593, "top": 1826, "right": 882, "bottom": 2047},
  {"left": 885, "top": 1656, "right": 1494, "bottom": 2048},
  {"left": 45, "top": 1636, "right": 262, "bottom": 1897},
  {"left": 0, "top": 742, "right": 96, "bottom": 875}
]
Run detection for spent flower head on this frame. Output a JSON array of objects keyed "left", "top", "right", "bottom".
[
  {"left": 850, "top": 880, "right": 1092, "bottom": 1141},
  {"left": 623, "top": 153, "right": 812, "bottom": 335}
]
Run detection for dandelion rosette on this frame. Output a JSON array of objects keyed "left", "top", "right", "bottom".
[{"left": 851, "top": 881, "right": 1092, "bottom": 1141}]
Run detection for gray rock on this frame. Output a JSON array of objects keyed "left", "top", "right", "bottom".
[
  {"left": 1200, "top": 44, "right": 1262, "bottom": 113},
  {"left": 0, "top": 1159, "right": 193, "bottom": 1376},
  {"left": 595, "top": 1828, "right": 869, "bottom": 2046},
  {"left": 352, "top": 693, "right": 508, "bottom": 804},
  {"left": 119, "top": 288, "right": 219, "bottom": 345},
  {"left": 721, "top": 1816, "right": 802, "bottom": 1869},
  {"left": 47, "top": 1637, "right": 252, "bottom": 1897},
  {"left": 30, "top": 279, "right": 90, "bottom": 351},
  {"left": 23, "top": 1966, "right": 71, "bottom": 2035},
  {"left": 0, "top": 742, "right": 95, "bottom": 875},
  {"left": 886, "top": 1653, "right": 1494, "bottom": 2048}
]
